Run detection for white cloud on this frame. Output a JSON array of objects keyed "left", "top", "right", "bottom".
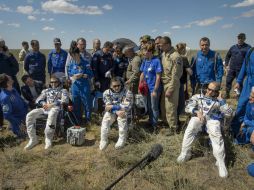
[
  {"left": 0, "top": 4, "right": 11, "bottom": 12},
  {"left": 42, "top": 26, "right": 55, "bottom": 31},
  {"left": 151, "top": 29, "right": 158, "bottom": 33},
  {"left": 88, "top": 30, "right": 94, "bottom": 33},
  {"left": 193, "top": 16, "right": 223, "bottom": 26},
  {"left": 221, "top": 23, "right": 234, "bottom": 29},
  {"left": 40, "top": 17, "right": 54, "bottom": 22},
  {"left": 42, "top": 0, "right": 103, "bottom": 15},
  {"left": 28, "top": 15, "right": 37, "bottom": 21},
  {"left": 231, "top": 0, "right": 254, "bottom": 7},
  {"left": 27, "top": 0, "right": 34, "bottom": 3},
  {"left": 102, "top": 4, "right": 113, "bottom": 10},
  {"left": 80, "top": 29, "right": 86, "bottom": 33},
  {"left": 60, "top": 31, "right": 66, "bottom": 34},
  {"left": 237, "top": 8, "right": 254, "bottom": 17},
  {"left": 0, "top": 20, "right": 3, "bottom": 24},
  {"left": 17, "top": 5, "right": 34, "bottom": 14},
  {"left": 7, "top": 23, "right": 20, "bottom": 28},
  {"left": 163, "top": 31, "right": 171, "bottom": 35},
  {"left": 171, "top": 25, "right": 181, "bottom": 29},
  {"left": 221, "top": 4, "right": 228, "bottom": 8}
]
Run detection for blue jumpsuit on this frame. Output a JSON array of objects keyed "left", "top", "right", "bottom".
[
  {"left": 24, "top": 51, "right": 46, "bottom": 84},
  {"left": 191, "top": 50, "right": 224, "bottom": 88},
  {"left": 235, "top": 102, "right": 254, "bottom": 144},
  {"left": 231, "top": 49, "right": 254, "bottom": 136},
  {"left": 225, "top": 43, "right": 251, "bottom": 93},
  {"left": 0, "top": 88, "right": 28, "bottom": 137},
  {"left": 68, "top": 57, "right": 93, "bottom": 124},
  {"left": 47, "top": 49, "right": 68, "bottom": 75},
  {"left": 91, "top": 51, "right": 114, "bottom": 92}
]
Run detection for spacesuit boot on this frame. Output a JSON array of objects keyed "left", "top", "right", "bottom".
[{"left": 24, "top": 126, "right": 38, "bottom": 150}]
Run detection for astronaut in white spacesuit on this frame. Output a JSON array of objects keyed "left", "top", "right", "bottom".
[
  {"left": 24, "top": 76, "right": 69, "bottom": 150},
  {"left": 177, "top": 82, "right": 233, "bottom": 178},
  {"left": 99, "top": 77, "right": 133, "bottom": 150}
]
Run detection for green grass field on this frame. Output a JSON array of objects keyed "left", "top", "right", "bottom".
[{"left": 0, "top": 49, "right": 253, "bottom": 190}]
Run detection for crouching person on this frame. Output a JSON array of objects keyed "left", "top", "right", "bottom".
[
  {"left": 177, "top": 82, "right": 233, "bottom": 178},
  {"left": 24, "top": 76, "right": 69, "bottom": 150},
  {"left": 0, "top": 74, "right": 28, "bottom": 138},
  {"left": 99, "top": 77, "right": 133, "bottom": 150}
]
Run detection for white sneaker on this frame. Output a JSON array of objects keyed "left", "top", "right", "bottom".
[
  {"left": 24, "top": 138, "right": 39, "bottom": 150},
  {"left": 115, "top": 139, "right": 125, "bottom": 149},
  {"left": 217, "top": 161, "right": 228, "bottom": 178},
  {"left": 45, "top": 138, "right": 52, "bottom": 150},
  {"left": 177, "top": 152, "right": 191, "bottom": 163},
  {"left": 99, "top": 140, "right": 108, "bottom": 150}
]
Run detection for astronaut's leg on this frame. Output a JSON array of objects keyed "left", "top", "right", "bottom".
[
  {"left": 44, "top": 108, "right": 59, "bottom": 149},
  {"left": 177, "top": 117, "right": 203, "bottom": 163},
  {"left": 24, "top": 108, "right": 44, "bottom": 150},
  {"left": 115, "top": 114, "right": 128, "bottom": 149},
  {"left": 99, "top": 112, "right": 116, "bottom": 150},
  {"left": 207, "top": 120, "right": 228, "bottom": 178}
]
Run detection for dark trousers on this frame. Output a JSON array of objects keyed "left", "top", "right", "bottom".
[{"left": 226, "top": 69, "right": 241, "bottom": 92}]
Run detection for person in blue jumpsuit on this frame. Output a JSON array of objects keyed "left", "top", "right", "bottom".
[
  {"left": 24, "top": 40, "right": 46, "bottom": 84},
  {"left": 47, "top": 38, "right": 68, "bottom": 76},
  {"left": 91, "top": 41, "right": 114, "bottom": 93},
  {"left": 0, "top": 74, "right": 28, "bottom": 137},
  {"left": 190, "top": 37, "right": 224, "bottom": 94},
  {"left": 236, "top": 87, "right": 254, "bottom": 145},
  {"left": 231, "top": 48, "right": 254, "bottom": 136},
  {"left": 68, "top": 41, "right": 93, "bottom": 124},
  {"left": 113, "top": 45, "right": 128, "bottom": 79},
  {"left": 224, "top": 33, "right": 251, "bottom": 98}
]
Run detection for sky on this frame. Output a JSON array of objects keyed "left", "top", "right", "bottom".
[{"left": 0, "top": 0, "right": 254, "bottom": 50}]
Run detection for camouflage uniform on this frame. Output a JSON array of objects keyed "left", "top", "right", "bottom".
[
  {"left": 161, "top": 48, "right": 183, "bottom": 129},
  {"left": 126, "top": 55, "right": 141, "bottom": 94}
]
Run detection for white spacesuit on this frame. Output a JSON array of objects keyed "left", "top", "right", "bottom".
[
  {"left": 177, "top": 93, "right": 233, "bottom": 178},
  {"left": 24, "top": 82, "right": 69, "bottom": 150},
  {"left": 99, "top": 87, "right": 133, "bottom": 150}
]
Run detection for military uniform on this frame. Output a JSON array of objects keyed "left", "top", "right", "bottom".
[
  {"left": 161, "top": 47, "right": 183, "bottom": 129},
  {"left": 126, "top": 55, "right": 141, "bottom": 94}
]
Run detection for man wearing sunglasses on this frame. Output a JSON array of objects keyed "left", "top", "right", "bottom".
[
  {"left": 24, "top": 76, "right": 69, "bottom": 150},
  {"left": 99, "top": 77, "right": 133, "bottom": 150},
  {"left": 177, "top": 82, "right": 233, "bottom": 178}
]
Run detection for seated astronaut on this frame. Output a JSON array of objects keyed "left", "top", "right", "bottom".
[
  {"left": 177, "top": 81, "right": 233, "bottom": 178},
  {"left": 24, "top": 76, "right": 69, "bottom": 150},
  {"left": 99, "top": 77, "right": 133, "bottom": 150}
]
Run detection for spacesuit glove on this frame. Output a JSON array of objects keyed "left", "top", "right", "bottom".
[{"left": 105, "top": 71, "right": 112, "bottom": 78}]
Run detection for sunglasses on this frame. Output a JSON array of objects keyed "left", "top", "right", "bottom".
[
  {"left": 207, "top": 88, "right": 218, "bottom": 93},
  {"left": 112, "top": 84, "right": 121, "bottom": 88},
  {"left": 50, "top": 81, "right": 59, "bottom": 84}
]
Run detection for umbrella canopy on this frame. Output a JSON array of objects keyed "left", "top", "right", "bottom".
[{"left": 112, "top": 38, "right": 138, "bottom": 49}]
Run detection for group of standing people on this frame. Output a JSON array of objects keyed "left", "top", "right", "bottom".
[{"left": 0, "top": 32, "right": 254, "bottom": 178}]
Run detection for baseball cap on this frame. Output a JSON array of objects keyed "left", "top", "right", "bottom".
[
  {"left": 53, "top": 38, "right": 61, "bottom": 44},
  {"left": 237, "top": 33, "right": 246, "bottom": 39},
  {"left": 141, "top": 35, "right": 151, "bottom": 42}
]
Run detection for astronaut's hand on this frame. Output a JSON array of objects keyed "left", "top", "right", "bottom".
[
  {"left": 165, "top": 89, "right": 172, "bottom": 98},
  {"left": 105, "top": 105, "right": 113, "bottom": 112},
  {"left": 83, "top": 74, "right": 88, "bottom": 78},
  {"left": 105, "top": 71, "right": 112, "bottom": 78},
  {"left": 74, "top": 73, "right": 83, "bottom": 79},
  {"left": 250, "top": 131, "right": 254, "bottom": 144},
  {"left": 197, "top": 111, "right": 205, "bottom": 123},
  {"left": 116, "top": 110, "right": 126, "bottom": 118},
  {"left": 43, "top": 103, "right": 53, "bottom": 110}
]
